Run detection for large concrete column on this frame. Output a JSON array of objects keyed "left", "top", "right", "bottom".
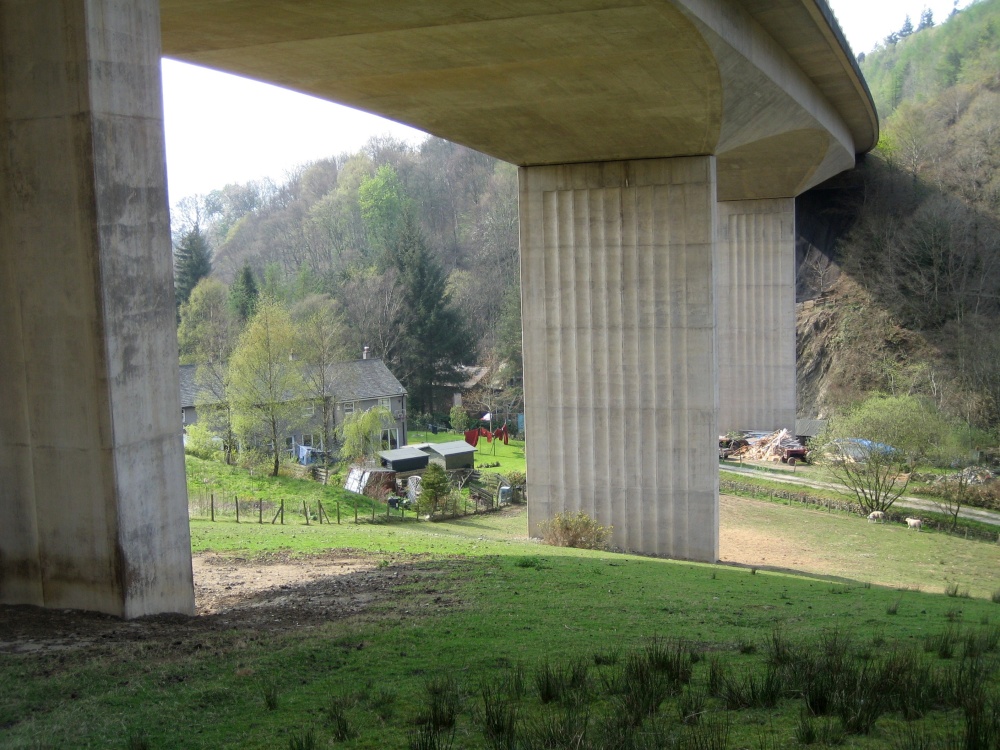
[
  {"left": 716, "top": 199, "right": 796, "bottom": 435},
  {"left": 520, "top": 157, "right": 719, "bottom": 562},
  {"left": 0, "top": 0, "right": 194, "bottom": 616}
]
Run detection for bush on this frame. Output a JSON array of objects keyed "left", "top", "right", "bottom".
[
  {"left": 538, "top": 512, "right": 612, "bottom": 550},
  {"left": 183, "top": 422, "right": 222, "bottom": 461},
  {"left": 418, "top": 464, "right": 452, "bottom": 515}
]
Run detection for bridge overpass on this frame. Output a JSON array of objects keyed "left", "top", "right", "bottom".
[{"left": 0, "top": 0, "right": 876, "bottom": 616}]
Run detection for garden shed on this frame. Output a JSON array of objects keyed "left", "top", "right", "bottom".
[
  {"left": 421, "top": 440, "right": 476, "bottom": 470},
  {"left": 378, "top": 447, "right": 429, "bottom": 473}
]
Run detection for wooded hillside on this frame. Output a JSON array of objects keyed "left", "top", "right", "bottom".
[{"left": 797, "top": 0, "right": 1000, "bottom": 439}]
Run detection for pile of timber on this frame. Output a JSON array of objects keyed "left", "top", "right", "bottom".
[{"left": 732, "top": 428, "right": 805, "bottom": 462}]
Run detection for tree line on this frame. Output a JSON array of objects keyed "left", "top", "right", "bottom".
[{"left": 174, "top": 136, "right": 525, "bottom": 458}]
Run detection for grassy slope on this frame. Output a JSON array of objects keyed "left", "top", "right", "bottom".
[{"left": 4, "top": 461, "right": 1000, "bottom": 748}]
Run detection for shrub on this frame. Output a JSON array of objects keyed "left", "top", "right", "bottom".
[
  {"left": 538, "top": 512, "right": 612, "bottom": 550},
  {"left": 183, "top": 422, "right": 222, "bottom": 460},
  {"left": 418, "top": 464, "right": 452, "bottom": 516}
]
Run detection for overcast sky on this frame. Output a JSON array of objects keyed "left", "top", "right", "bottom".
[{"left": 161, "top": 0, "right": 974, "bottom": 204}]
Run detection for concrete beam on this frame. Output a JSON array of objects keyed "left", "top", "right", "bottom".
[
  {"left": 717, "top": 199, "right": 797, "bottom": 435},
  {"left": 521, "top": 158, "right": 719, "bottom": 562},
  {"left": 0, "top": 0, "right": 194, "bottom": 617}
]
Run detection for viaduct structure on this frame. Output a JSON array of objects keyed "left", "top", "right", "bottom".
[{"left": 0, "top": 0, "right": 876, "bottom": 616}]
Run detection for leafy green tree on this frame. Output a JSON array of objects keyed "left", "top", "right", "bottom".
[
  {"left": 816, "top": 395, "right": 951, "bottom": 513},
  {"left": 228, "top": 298, "right": 306, "bottom": 476},
  {"left": 177, "top": 278, "right": 238, "bottom": 464},
  {"left": 449, "top": 405, "right": 470, "bottom": 432},
  {"left": 291, "top": 294, "right": 349, "bottom": 455},
  {"left": 173, "top": 224, "right": 212, "bottom": 310},
  {"left": 229, "top": 263, "right": 260, "bottom": 324},
  {"left": 358, "top": 164, "right": 410, "bottom": 264},
  {"left": 338, "top": 405, "right": 394, "bottom": 463}
]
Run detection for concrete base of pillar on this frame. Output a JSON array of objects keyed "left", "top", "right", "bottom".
[
  {"left": 520, "top": 157, "right": 719, "bottom": 563},
  {"left": 0, "top": 0, "right": 193, "bottom": 617},
  {"left": 717, "top": 199, "right": 797, "bottom": 435}
]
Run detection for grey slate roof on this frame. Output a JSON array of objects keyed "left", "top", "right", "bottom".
[
  {"left": 423, "top": 440, "right": 476, "bottom": 457},
  {"left": 179, "top": 358, "right": 405, "bottom": 409}
]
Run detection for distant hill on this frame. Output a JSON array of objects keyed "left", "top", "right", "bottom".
[{"left": 795, "top": 0, "right": 1000, "bottom": 438}]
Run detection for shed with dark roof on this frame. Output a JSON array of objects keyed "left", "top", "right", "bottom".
[
  {"left": 421, "top": 440, "right": 477, "bottom": 470},
  {"left": 379, "top": 447, "right": 429, "bottom": 473}
]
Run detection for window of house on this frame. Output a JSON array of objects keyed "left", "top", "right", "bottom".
[
  {"left": 285, "top": 437, "right": 294, "bottom": 449},
  {"left": 381, "top": 428, "right": 399, "bottom": 450},
  {"left": 302, "top": 434, "right": 313, "bottom": 447},
  {"left": 181, "top": 409, "right": 186, "bottom": 424},
  {"left": 342, "top": 401, "right": 355, "bottom": 415},
  {"left": 378, "top": 397, "right": 391, "bottom": 411},
  {"left": 303, "top": 402, "right": 315, "bottom": 418}
]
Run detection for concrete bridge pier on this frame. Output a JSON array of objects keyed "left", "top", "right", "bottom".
[
  {"left": 0, "top": 0, "right": 194, "bottom": 616},
  {"left": 521, "top": 157, "right": 720, "bottom": 563},
  {"left": 716, "top": 199, "right": 797, "bottom": 436}
]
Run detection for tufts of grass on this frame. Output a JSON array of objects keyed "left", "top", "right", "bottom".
[
  {"left": 992, "top": 589, "right": 1000, "bottom": 604},
  {"left": 324, "top": 696, "right": 358, "bottom": 741},
  {"left": 644, "top": 636, "right": 693, "bottom": 687},
  {"left": 520, "top": 706, "right": 589, "bottom": 750},
  {"left": 593, "top": 646, "right": 621, "bottom": 667},
  {"left": 514, "top": 556, "right": 546, "bottom": 570},
  {"left": 722, "top": 664, "right": 782, "bottom": 710},
  {"left": 419, "top": 675, "right": 462, "bottom": 731},
  {"left": 678, "top": 686, "right": 706, "bottom": 726},
  {"left": 534, "top": 660, "right": 568, "bottom": 704},
  {"left": 287, "top": 727, "right": 319, "bottom": 750},
  {"left": 924, "top": 626, "right": 959, "bottom": 659},
  {"left": 408, "top": 725, "right": 455, "bottom": 750},
  {"left": 259, "top": 678, "right": 280, "bottom": 711},
  {"left": 615, "top": 652, "right": 672, "bottom": 727},
  {"left": 479, "top": 683, "right": 518, "bottom": 750}
]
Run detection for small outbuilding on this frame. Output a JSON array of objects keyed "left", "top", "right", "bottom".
[
  {"left": 379, "top": 447, "right": 429, "bottom": 473},
  {"left": 421, "top": 440, "right": 477, "bottom": 470}
]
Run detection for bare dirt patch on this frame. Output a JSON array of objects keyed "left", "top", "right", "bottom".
[{"left": 0, "top": 551, "right": 459, "bottom": 655}]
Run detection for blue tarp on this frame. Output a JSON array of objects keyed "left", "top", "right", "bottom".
[{"left": 298, "top": 444, "right": 314, "bottom": 465}]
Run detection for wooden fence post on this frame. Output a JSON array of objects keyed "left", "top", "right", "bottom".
[
  {"left": 280, "top": 499, "right": 284, "bottom": 525},
  {"left": 259, "top": 498, "right": 263, "bottom": 524},
  {"left": 354, "top": 504, "right": 357, "bottom": 524},
  {"left": 317, "top": 500, "right": 325, "bottom": 524},
  {"left": 303, "top": 500, "right": 309, "bottom": 525},
  {"left": 236, "top": 496, "right": 240, "bottom": 524},
  {"left": 337, "top": 502, "right": 341, "bottom": 524},
  {"left": 210, "top": 493, "right": 215, "bottom": 522}
]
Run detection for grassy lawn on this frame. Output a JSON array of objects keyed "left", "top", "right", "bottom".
[{"left": 3, "top": 460, "right": 1000, "bottom": 749}]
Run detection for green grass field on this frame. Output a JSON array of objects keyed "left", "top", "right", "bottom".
[{"left": 3, "top": 458, "right": 1000, "bottom": 749}]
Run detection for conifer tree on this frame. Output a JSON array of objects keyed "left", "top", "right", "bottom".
[
  {"left": 229, "top": 263, "right": 259, "bottom": 324},
  {"left": 173, "top": 224, "right": 212, "bottom": 309}
]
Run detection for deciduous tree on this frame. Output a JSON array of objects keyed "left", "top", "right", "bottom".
[{"left": 228, "top": 298, "right": 306, "bottom": 476}]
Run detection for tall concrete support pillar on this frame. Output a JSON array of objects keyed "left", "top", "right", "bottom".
[
  {"left": 716, "top": 199, "right": 796, "bottom": 435},
  {"left": 0, "top": 0, "right": 194, "bottom": 616},
  {"left": 520, "top": 157, "right": 719, "bottom": 562}
]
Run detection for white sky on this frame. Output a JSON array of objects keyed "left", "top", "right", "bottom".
[{"left": 161, "top": 0, "right": 975, "bottom": 204}]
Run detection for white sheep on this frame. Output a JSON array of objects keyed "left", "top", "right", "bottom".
[
  {"left": 905, "top": 517, "right": 922, "bottom": 531},
  {"left": 867, "top": 511, "right": 886, "bottom": 523}
]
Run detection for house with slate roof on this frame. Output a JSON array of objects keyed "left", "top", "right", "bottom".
[{"left": 179, "top": 355, "right": 408, "bottom": 455}]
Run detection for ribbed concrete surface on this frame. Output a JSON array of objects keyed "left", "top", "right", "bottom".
[
  {"left": 0, "top": 0, "right": 193, "bottom": 617},
  {"left": 520, "top": 158, "right": 719, "bottom": 563},
  {"left": 716, "top": 199, "right": 797, "bottom": 435}
]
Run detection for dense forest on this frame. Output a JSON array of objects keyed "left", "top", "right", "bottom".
[
  {"left": 173, "top": 137, "right": 521, "bottom": 418},
  {"left": 796, "top": 0, "right": 1000, "bottom": 441}
]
